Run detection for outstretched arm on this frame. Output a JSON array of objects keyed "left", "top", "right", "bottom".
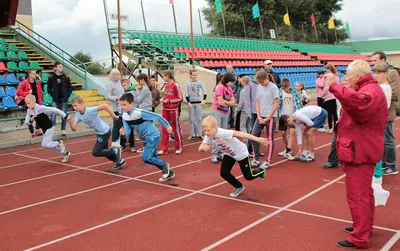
[
  {"left": 66, "top": 115, "right": 79, "bottom": 132},
  {"left": 232, "top": 130, "right": 268, "bottom": 146},
  {"left": 98, "top": 104, "right": 119, "bottom": 120}
]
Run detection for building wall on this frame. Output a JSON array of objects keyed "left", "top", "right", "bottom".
[
  {"left": 388, "top": 54, "right": 400, "bottom": 68},
  {"left": 16, "top": 0, "right": 33, "bottom": 33}
]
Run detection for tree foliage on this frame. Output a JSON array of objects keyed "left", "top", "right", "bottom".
[
  {"left": 202, "top": 0, "right": 348, "bottom": 44},
  {"left": 70, "top": 51, "right": 104, "bottom": 75}
]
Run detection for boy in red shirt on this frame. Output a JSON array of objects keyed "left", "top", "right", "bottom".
[{"left": 158, "top": 70, "right": 183, "bottom": 154}]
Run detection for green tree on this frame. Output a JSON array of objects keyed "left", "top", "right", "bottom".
[
  {"left": 70, "top": 51, "right": 104, "bottom": 75},
  {"left": 202, "top": 0, "right": 348, "bottom": 44}
]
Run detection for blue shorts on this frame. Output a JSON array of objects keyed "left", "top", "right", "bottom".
[{"left": 311, "top": 109, "right": 327, "bottom": 129}]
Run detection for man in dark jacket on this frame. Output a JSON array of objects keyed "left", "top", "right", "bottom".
[
  {"left": 47, "top": 62, "right": 72, "bottom": 135},
  {"left": 264, "top": 60, "right": 281, "bottom": 88},
  {"left": 328, "top": 60, "right": 388, "bottom": 249}
]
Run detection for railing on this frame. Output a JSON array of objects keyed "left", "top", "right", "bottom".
[{"left": 7, "top": 16, "right": 88, "bottom": 89}]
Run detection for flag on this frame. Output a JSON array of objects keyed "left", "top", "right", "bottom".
[
  {"left": 169, "top": 0, "right": 174, "bottom": 4},
  {"left": 310, "top": 13, "right": 316, "bottom": 27},
  {"left": 345, "top": 21, "right": 350, "bottom": 33},
  {"left": 283, "top": 13, "right": 290, "bottom": 26},
  {"left": 252, "top": 2, "right": 260, "bottom": 19},
  {"left": 328, "top": 17, "right": 335, "bottom": 29},
  {"left": 215, "top": 0, "right": 223, "bottom": 13}
]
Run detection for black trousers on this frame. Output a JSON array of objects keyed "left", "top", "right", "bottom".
[
  {"left": 220, "top": 155, "right": 265, "bottom": 188},
  {"left": 235, "top": 111, "right": 241, "bottom": 131},
  {"left": 324, "top": 99, "right": 338, "bottom": 129},
  {"left": 92, "top": 130, "right": 117, "bottom": 162},
  {"left": 328, "top": 134, "right": 338, "bottom": 165}
]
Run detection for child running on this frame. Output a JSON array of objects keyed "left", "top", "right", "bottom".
[
  {"left": 24, "top": 94, "right": 71, "bottom": 162},
  {"left": 199, "top": 116, "right": 267, "bottom": 197},
  {"left": 121, "top": 79, "right": 137, "bottom": 152},
  {"left": 67, "top": 95, "right": 125, "bottom": 170},
  {"left": 279, "top": 105, "right": 327, "bottom": 162},
  {"left": 119, "top": 93, "right": 175, "bottom": 182}
]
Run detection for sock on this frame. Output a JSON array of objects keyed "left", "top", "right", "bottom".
[{"left": 286, "top": 147, "right": 291, "bottom": 153}]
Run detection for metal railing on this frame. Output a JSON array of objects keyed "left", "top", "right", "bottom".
[{"left": 7, "top": 16, "right": 88, "bottom": 89}]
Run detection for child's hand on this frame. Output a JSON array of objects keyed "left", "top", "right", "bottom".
[
  {"left": 160, "top": 98, "right": 164, "bottom": 103},
  {"left": 119, "top": 128, "right": 126, "bottom": 136},
  {"left": 167, "top": 126, "right": 173, "bottom": 134},
  {"left": 257, "top": 137, "right": 269, "bottom": 146},
  {"left": 29, "top": 90, "right": 32, "bottom": 94},
  {"left": 201, "top": 100, "right": 206, "bottom": 105},
  {"left": 188, "top": 103, "right": 192, "bottom": 108},
  {"left": 66, "top": 115, "right": 72, "bottom": 122},
  {"left": 163, "top": 99, "right": 169, "bottom": 104},
  {"left": 30, "top": 115, "right": 36, "bottom": 123},
  {"left": 258, "top": 116, "right": 264, "bottom": 124},
  {"left": 112, "top": 114, "right": 119, "bottom": 120},
  {"left": 199, "top": 144, "right": 211, "bottom": 152}
]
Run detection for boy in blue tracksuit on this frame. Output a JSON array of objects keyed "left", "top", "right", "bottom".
[{"left": 119, "top": 93, "right": 175, "bottom": 182}]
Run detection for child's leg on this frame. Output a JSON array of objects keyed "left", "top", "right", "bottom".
[
  {"left": 194, "top": 103, "right": 203, "bottom": 136},
  {"left": 251, "top": 119, "right": 265, "bottom": 161},
  {"left": 288, "top": 127, "right": 296, "bottom": 151},
  {"left": 302, "top": 127, "right": 310, "bottom": 153},
  {"left": 282, "top": 130, "right": 288, "bottom": 148},
  {"left": 245, "top": 116, "right": 252, "bottom": 134},
  {"left": 92, "top": 131, "right": 118, "bottom": 162},
  {"left": 41, "top": 127, "right": 64, "bottom": 154},
  {"left": 239, "top": 156, "right": 265, "bottom": 180},
  {"left": 142, "top": 137, "right": 167, "bottom": 169},
  {"left": 129, "top": 132, "right": 135, "bottom": 148},
  {"left": 111, "top": 112, "right": 122, "bottom": 144},
  {"left": 188, "top": 105, "right": 195, "bottom": 137},
  {"left": 325, "top": 100, "right": 335, "bottom": 129},
  {"left": 220, "top": 155, "right": 243, "bottom": 188},
  {"left": 374, "top": 160, "right": 383, "bottom": 178},
  {"left": 160, "top": 109, "right": 171, "bottom": 152},
  {"left": 307, "top": 128, "right": 317, "bottom": 153},
  {"left": 170, "top": 109, "right": 183, "bottom": 151},
  {"left": 264, "top": 118, "right": 276, "bottom": 164}
]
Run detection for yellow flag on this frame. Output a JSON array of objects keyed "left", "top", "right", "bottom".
[
  {"left": 328, "top": 17, "right": 335, "bottom": 29},
  {"left": 283, "top": 13, "right": 290, "bottom": 26}
]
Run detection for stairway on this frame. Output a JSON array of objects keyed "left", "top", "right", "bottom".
[{"left": 72, "top": 90, "right": 110, "bottom": 117}]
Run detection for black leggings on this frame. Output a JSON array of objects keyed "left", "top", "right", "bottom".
[
  {"left": 220, "top": 155, "right": 265, "bottom": 188},
  {"left": 92, "top": 130, "right": 117, "bottom": 162},
  {"left": 324, "top": 99, "right": 338, "bottom": 129}
]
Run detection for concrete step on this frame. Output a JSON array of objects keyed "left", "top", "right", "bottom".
[
  {"left": 73, "top": 89, "right": 98, "bottom": 97},
  {"left": 84, "top": 100, "right": 109, "bottom": 107},
  {"left": 82, "top": 95, "right": 106, "bottom": 102},
  {"left": 72, "top": 83, "right": 83, "bottom": 88}
]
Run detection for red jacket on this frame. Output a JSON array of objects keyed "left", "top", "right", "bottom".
[
  {"left": 329, "top": 74, "right": 388, "bottom": 165},
  {"left": 16, "top": 79, "right": 43, "bottom": 105},
  {"left": 163, "top": 82, "right": 182, "bottom": 110}
]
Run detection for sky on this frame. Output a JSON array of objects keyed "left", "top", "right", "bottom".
[{"left": 30, "top": 0, "right": 400, "bottom": 63}]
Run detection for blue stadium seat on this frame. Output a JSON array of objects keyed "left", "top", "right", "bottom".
[
  {"left": 6, "top": 74, "right": 19, "bottom": 84},
  {"left": 0, "top": 102, "right": 4, "bottom": 109},
  {"left": 0, "top": 87, "right": 5, "bottom": 98},
  {"left": 5, "top": 86, "right": 16, "bottom": 97},
  {"left": 0, "top": 75, "right": 6, "bottom": 85},
  {"left": 2, "top": 96, "right": 18, "bottom": 109}
]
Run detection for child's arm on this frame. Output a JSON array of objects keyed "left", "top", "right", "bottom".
[
  {"left": 67, "top": 115, "right": 79, "bottom": 132},
  {"left": 198, "top": 142, "right": 212, "bottom": 152},
  {"left": 136, "top": 86, "right": 150, "bottom": 104},
  {"left": 141, "top": 110, "right": 173, "bottom": 133},
  {"left": 200, "top": 81, "right": 207, "bottom": 105},
  {"left": 120, "top": 119, "right": 131, "bottom": 137},
  {"left": 39, "top": 106, "right": 67, "bottom": 119},
  {"left": 256, "top": 98, "right": 262, "bottom": 121},
  {"left": 168, "top": 83, "right": 183, "bottom": 104},
  {"left": 24, "top": 110, "right": 33, "bottom": 125},
  {"left": 232, "top": 130, "right": 268, "bottom": 146},
  {"left": 97, "top": 104, "right": 119, "bottom": 120}
]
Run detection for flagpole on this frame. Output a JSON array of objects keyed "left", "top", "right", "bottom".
[
  {"left": 221, "top": 10, "right": 227, "bottom": 37},
  {"left": 189, "top": 0, "right": 195, "bottom": 68},
  {"left": 259, "top": 16, "right": 264, "bottom": 39},
  {"left": 242, "top": 15, "right": 247, "bottom": 38},
  {"left": 286, "top": 6, "right": 293, "bottom": 41},
  {"left": 301, "top": 23, "right": 306, "bottom": 42},
  {"left": 117, "top": 0, "right": 123, "bottom": 75},
  {"left": 171, "top": 3, "right": 178, "bottom": 35},
  {"left": 140, "top": 0, "right": 147, "bottom": 32},
  {"left": 198, "top": 9, "right": 204, "bottom": 36},
  {"left": 334, "top": 28, "right": 338, "bottom": 44},
  {"left": 314, "top": 26, "right": 318, "bottom": 43}
]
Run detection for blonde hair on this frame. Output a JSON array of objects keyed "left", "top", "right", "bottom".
[
  {"left": 25, "top": 94, "right": 36, "bottom": 102},
  {"left": 241, "top": 76, "right": 250, "bottom": 84},
  {"left": 109, "top": 68, "right": 121, "bottom": 80},
  {"left": 71, "top": 95, "right": 84, "bottom": 104},
  {"left": 325, "top": 64, "right": 337, "bottom": 73},
  {"left": 295, "top": 81, "right": 305, "bottom": 90},
  {"left": 202, "top": 116, "right": 217, "bottom": 127},
  {"left": 347, "top": 60, "right": 371, "bottom": 76}
]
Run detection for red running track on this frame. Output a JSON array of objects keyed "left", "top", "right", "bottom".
[{"left": 0, "top": 121, "right": 399, "bottom": 251}]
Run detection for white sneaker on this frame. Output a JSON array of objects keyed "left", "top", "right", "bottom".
[
  {"left": 61, "top": 130, "right": 67, "bottom": 136},
  {"left": 175, "top": 150, "right": 182, "bottom": 154},
  {"left": 111, "top": 142, "right": 121, "bottom": 148},
  {"left": 317, "top": 128, "right": 326, "bottom": 132},
  {"left": 278, "top": 149, "right": 287, "bottom": 156},
  {"left": 61, "top": 151, "right": 71, "bottom": 163},
  {"left": 283, "top": 152, "right": 295, "bottom": 160},
  {"left": 325, "top": 129, "right": 333, "bottom": 133},
  {"left": 157, "top": 150, "right": 165, "bottom": 155}
]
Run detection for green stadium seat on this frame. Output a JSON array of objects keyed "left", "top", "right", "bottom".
[
  {"left": 0, "top": 44, "right": 7, "bottom": 52},
  {"left": 18, "top": 51, "right": 30, "bottom": 60},
  {"left": 30, "top": 61, "right": 43, "bottom": 71},
  {"left": 43, "top": 93, "right": 53, "bottom": 105},
  {"left": 19, "top": 61, "right": 30, "bottom": 71},
  {"left": 0, "top": 51, "right": 6, "bottom": 60},
  {"left": 68, "top": 92, "right": 76, "bottom": 103},
  {"left": 17, "top": 73, "right": 26, "bottom": 81},
  {"left": 41, "top": 73, "right": 50, "bottom": 83},
  {"left": 8, "top": 44, "right": 19, "bottom": 53},
  {"left": 6, "top": 51, "right": 19, "bottom": 60},
  {"left": 0, "top": 38, "right": 6, "bottom": 44},
  {"left": 6, "top": 62, "right": 19, "bottom": 71}
]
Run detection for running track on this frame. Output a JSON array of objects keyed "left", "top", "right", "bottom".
[{"left": 0, "top": 120, "right": 399, "bottom": 251}]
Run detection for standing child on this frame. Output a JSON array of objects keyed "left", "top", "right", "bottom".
[
  {"left": 295, "top": 82, "right": 310, "bottom": 107},
  {"left": 67, "top": 95, "right": 125, "bottom": 170},
  {"left": 199, "top": 116, "right": 267, "bottom": 197},
  {"left": 121, "top": 79, "right": 137, "bottom": 152},
  {"left": 237, "top": 76, "right": 252, "bottom": 144},
  {"left": 119, "top": 93, "right": 175, "bottom": 181},
  {"left": 24, "top": 94, "right": 71, "bottom": 163},
  {"left": 278, "top": 78, "right": 302, "bottom": 160},
  {"left": 184, "top": 69, "right": 207, "bottom": 140},
  {"left": 158, "top": 70, "right": 183, "bottom": 155},
  {"left": 149, "top": 75, "right": 161, "bottom": 113},
  {"left": 279, "top": 105, "right": 327, "bottom": 162},
  {"left": 250, "top": 70, "right": 279, "bottom": 169}
]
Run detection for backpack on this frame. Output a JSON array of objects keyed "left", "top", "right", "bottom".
[{"left": 388, "top": 67, "right": 400, "bottom": 116}]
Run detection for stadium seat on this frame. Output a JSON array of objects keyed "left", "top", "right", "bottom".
[
  {"left": 5, "top": 86, "right": 16, "bottom": 97},
  {"left": 0, "top": 62, "right": 8, "bottom": 71},
  {"left": 0, "top": 75, "right": 6, "bottom": 85},
  {"left": 0, "top": 44, "right": 7, "bottom": 52},
  {"left": 0, "top": 102, "right": 4, "bottom": 109},
  {"left": 0, "top": 87, "right": 5, "bottom": 98},
  {"left": 0, "top": 38, "right": 6, "bottom": 44},
  {"left": 7, "top": 62, "right": 19, "bottom": 71},
  {"left": 30, "top": 61, "right": 43, "bottom": 71},
  {"left": 19, "top": 61, "right": 30, "bottom": 71},
  {"left": 8, "top": 44, "right": 19, "bottom": 53},
  {"left": 2, "top": 96, "right": 18, "bottom": 109},
  {"left": 6, "top": 51, "right": 19, "bottom": 60},
  {"left": 6, "top": 74, "right": 19, "bottom": 84},
  {"left": 41, "top": 73, "right": 50, "bottom": 83},
  {"left": 43, "top": 93, "right": 53, "bottom": 105},
  {"left": 0, "top": 51, "right": 6, "bottom": 60},
  {"left": 18, "top": 51, "right": 30, "bottom": 60}
]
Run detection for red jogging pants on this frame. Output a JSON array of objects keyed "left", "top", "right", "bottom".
[
  {"left": 161, "top": 109, "right": 182, "bottom": 152},
  {"left": 345, "top": 163, "right": 375, "bottom": 248}
]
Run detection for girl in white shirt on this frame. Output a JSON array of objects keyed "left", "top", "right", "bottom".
[{"left": 199, "top": 116, "right": 267, "bottom": 198}]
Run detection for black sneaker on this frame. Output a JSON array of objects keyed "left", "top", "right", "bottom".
[
  {"left": 336, "top": 240, "right": 357, "bottom": 249},
  {"left": 114, "top": 148, "right": 122, "bottom": 163},
  {"left": 344, "top": 227, "right": 353, "bottom": 233},
  {"left": 230, "top": 186, "right": 245, "bottom": 197},
  {"left": 112, "top": 159, "right": 126, "bottom": 170},
  {"left": 382, "top": 168, "right": 399, "bottom": 175},
  {"left": 159, "top": 170, "right": 175, "bottom": 182},
  {"left": 259, "top": 169, "right": 266, "bottom": 180}
]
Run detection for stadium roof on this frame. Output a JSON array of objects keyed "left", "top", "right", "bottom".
[{"left": 341, "top": 38, "right": 400, "bottom": 54}]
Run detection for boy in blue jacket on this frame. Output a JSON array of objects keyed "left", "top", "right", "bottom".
[{"left": 119, "top": 93, "right": 175, "bottom": 182}]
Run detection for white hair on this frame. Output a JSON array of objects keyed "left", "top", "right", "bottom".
[{"left": 347, "top": 60, "right": 371, "bottom": 76}]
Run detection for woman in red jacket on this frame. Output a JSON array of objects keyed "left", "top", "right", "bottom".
[
  {"left": 158, "top": 70, "right": 183, "bottom": 155},
  {"left": 16, "top": 69, "right": 43, "bottom": 137},
  {"left": 327, "top": 60, "right": 388, "bottom": 249}
]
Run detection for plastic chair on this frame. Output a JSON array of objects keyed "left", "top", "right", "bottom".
[
  {"left": 6, "top": 62, "right": 18, "bottom": 71},
  {"left": 5, "top": 86, "right": 16, "bottom": 97},
  {"left": 0, "top": 87, "right": 5, "bottom": 97},
  {"left": 0, "top": 75, "right": 6, "bottom": 85},
  {"left": 2, "top": 96, "right": 18, "bottom": 109},
  {"left": 5, "top": 74, "right": 19, "bottom": 84}
]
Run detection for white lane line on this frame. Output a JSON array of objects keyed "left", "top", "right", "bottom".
[{"left": 381, "top": 230, "right": 400, "bottom": 251}]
